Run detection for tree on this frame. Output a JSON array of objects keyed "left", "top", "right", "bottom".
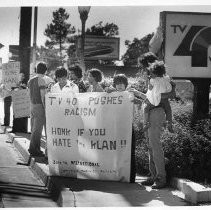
[
  {"left": 86, "top": 21, "right": 119, "bottom": 37},
  {"left": 122, "top": 33, "right": 153, "bottom": 66},
  {"left": 44, "top": 8, "right": 76, "bottom": 60},
  {"left": 36, "top": 45, "right": 61, "bottom": 71}
]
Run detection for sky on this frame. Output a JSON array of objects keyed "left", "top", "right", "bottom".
[{"left": 0, "top": 0, "right": 211, "bottom": 63}]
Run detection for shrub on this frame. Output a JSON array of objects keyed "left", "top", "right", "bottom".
[{"left": 134, "top": 100, "right": 211, "bottom": 183}]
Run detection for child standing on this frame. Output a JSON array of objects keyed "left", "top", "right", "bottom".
[
  {"left": 144, "top": 61, "right": 174, "bottom": 133},
  {"left": 106, "top": 73, "right": 136, "bottom": 183}
]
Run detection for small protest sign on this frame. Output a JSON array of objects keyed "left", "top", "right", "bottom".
[
  {"left": 2, "top": 62, "right": 20, "bottom": 89},
  {"left": 12, "top": 89, "right": 30, "bottom": 118}
]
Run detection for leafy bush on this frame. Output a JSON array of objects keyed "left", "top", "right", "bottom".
[{"left": 134, "top": 100, "right": 211, "bottom": 183}]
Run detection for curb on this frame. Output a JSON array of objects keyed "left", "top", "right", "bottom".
[
  {"left": 3, "top": 127, "right": 211, "bottom": 206},
  {"left": 171, "top": 177, "right": 211, "bottom": 204},
  {"left": 4, "top": 129, "right": 66, "bottom": 206},
  {"left": 57, "top": 188, "right": 76, "bottom": 207}
]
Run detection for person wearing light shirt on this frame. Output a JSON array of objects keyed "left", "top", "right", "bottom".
[{"left": 50, "top": 67, "right": 79, "bottom": 93}]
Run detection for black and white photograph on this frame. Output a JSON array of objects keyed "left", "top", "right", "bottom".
[{"left": 0, "top": 0, "right": 210, "bottom": 208}]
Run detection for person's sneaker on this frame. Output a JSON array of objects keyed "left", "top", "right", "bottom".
[
  {"left": 141, "top": 177, "right": 154, "bottom": 186},
  {"left": 151, "top": 181, "right": 166, "bottom": 189}
]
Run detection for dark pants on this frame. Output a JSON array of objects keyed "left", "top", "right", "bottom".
[
  {"left": 130, "top": 128, "right": 136, "bottom": 183},
  {"left": 12, "top": 117, "right": 28, "bottom": 133},
  {"left": 4, "top": 96, "right": 12, "bottom": 126},
  {"left": 29, "top": 104, "right": 45, "bottom": 154},
  {"left": 144, "top": 98, "right": 172, "bottom": 123}
]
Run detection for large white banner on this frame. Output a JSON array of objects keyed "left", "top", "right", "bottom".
[
  {"left": 162, "top": 11, "right": 211, "bottom": 79},
  {"left": 46, "top": 91, "right": 134, "bottom": 182},
  {"left": 2, "top": 62, "right": 20, "bottom": 89},
  {"left": 11, "top": 89, "right": 30, "bottom": 118}
]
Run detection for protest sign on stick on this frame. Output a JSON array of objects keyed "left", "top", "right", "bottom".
[
  {"left": 2, "top": 62, "right": 20, "bottom": 89},
  {"left": 12, "top": 89, "right": 30, "bottom": 118},
  {"left": 46, "top": 91, "right": 134, "bottom": 182}
]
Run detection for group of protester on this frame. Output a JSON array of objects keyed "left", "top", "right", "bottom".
[
  {"left": 0, "top": 73, "right": 28, "bottom": 132},
  {"left": 0, "top": 48, "right": 176, "bottom": 189},
  {"left": 26, "top": 51, "right": 176, "bottom": 189},
  {"left": 27, "top": 64, "right": 106, "bottom": 157}
]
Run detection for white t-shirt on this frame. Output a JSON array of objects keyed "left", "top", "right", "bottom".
[
  {"left": 146, "top": 75, "right": 172, "bottom": 106},
  {"left": 43, "top": 75, "right": 54, "bottom": 86},
  {"left": 50, "top": 79, "right": 79, "bottom": 93}
]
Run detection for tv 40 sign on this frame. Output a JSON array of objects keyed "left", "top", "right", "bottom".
[{"left": 161, "top": 11, "right": 211, "bottom": 79}]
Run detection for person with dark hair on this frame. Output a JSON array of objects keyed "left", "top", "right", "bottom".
[
  {"left": 104, "top": 73, "right": 142, "bottom": 183},
  {"left": 143, "top": 61, "right": 173, "bottom": 132},
  {"left": 130, "top": 52, "right": 176, "bottom": 189},
  {"left": 113, "top": 74, "right": 128, "bottom": 91},
  {"left": 87, "top": 68, "right": 104, "bottom": 92},
  {"left": 50, "top": 67, "right": 79, "bottom": 93},
  {"left": 138, "top": 52, "right": 158, "bottom": 69},
  {"left": 27, "top": 62, "right": 48, "bottom": 157},
  {"left": 137, "top": 52, "right": 159, "bottom": 88},
  {"left": 68, "top": 66, "right": 86, "bottom": 93}
]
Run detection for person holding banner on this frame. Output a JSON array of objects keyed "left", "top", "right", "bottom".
[
  {"left": 28, "top": 62, "right": 47, "bottom": 157},
  {"left": 50, "top": 67, "right": 79, "bottom": 93},
  {"left": 87, "top": 68, "right": 104, "bottom": 92},
  {"left": 111, "top": 74, "right": 138, "bottom": 183},
  {"left": 68, "top": 66, "right": 87, "bottom": 93}
]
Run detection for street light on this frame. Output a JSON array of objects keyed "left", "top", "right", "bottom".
[{"left": 78, "top": 6, "right": 91, "bottom": 72}]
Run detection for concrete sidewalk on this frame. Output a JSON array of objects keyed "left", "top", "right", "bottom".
[
  {"left": 0, "top": 132, "right": 58, "bottom": 207},
  {"left": 1, "top": 125, "right": 191, "bottom": 207}
]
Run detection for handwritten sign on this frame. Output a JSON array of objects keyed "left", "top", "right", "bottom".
[
  {"left": 2, "top": 62, "right": 20, "bottom": 89},
  {"left": 46, "top": 91, "right": 134, "bottom": 182},
  {"left": 12, "top": 89, "right": 30, "bottom": 118}
]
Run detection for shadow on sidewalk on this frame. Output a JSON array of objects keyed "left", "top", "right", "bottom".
[{"left": 48, "top": 176, "right": 186, "bottom": 206}]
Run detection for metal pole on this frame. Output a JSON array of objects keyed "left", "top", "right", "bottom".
[
  {"left": 78, "top": 6, "right": 90, "bottom": 72},
  {"left": 81, "top": 19, "right": 86, "bottom": 72},
  {"left": 32, "top": 7, "right": 38, "bottom": 75}
]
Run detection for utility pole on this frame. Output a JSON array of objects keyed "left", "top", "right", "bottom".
[
  {"left": 19, "top": 7, "right": 32, "bottom": 84},
  {"left": 32, "top": 7, "right": 38, "bottom": 76},
  {"left": 78, "top": 6, "right": 91, "bottom": 72},
  {"left": 15, "top": 7, "right": 32, "bottom": 133}
]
